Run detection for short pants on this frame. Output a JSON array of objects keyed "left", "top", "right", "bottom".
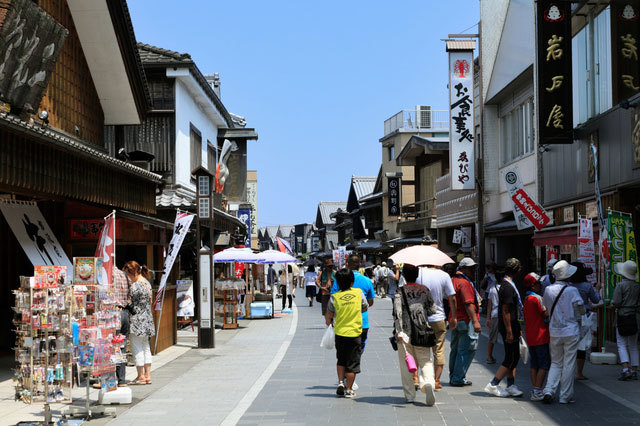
[
  {"left": 528, "top": 343, "right": 551, "bottom": 370},
  {"left": 335, "top": 335, "right": 362, "bottom": 374}
]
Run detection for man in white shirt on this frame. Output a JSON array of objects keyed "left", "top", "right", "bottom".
[
  {"left": 542, "top": 260, "right": 585, "bottom": 404},
  {"left": 418, "top": 266, "right": 457, "bottom": 391},
  {"left": 376, "top": 262, "right": 390, "bottom": 298},
  {"left": 485, "top": 279, "right": 500, "bottom": 364}
]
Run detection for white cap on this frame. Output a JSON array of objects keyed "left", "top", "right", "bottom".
[{"left": 459, "top": 258, "right": 477, "bottom": 267}]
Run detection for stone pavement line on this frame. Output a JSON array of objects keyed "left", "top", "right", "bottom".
[
  {"left": 220, "top": 302, "right": 299, "bottom": 426},
  {"left": 581, "top": 380, "right": 640, "bottom": 414}
]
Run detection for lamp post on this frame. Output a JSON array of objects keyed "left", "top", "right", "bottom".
[{"left": 193, "top": 167, "right": 215, "bottom": 348}]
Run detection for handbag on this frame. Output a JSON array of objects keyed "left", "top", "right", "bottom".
[
  {"left": 617, "top": 290, "right": 640, "bottom": 337},
  {"left": 315, "top": 290, "right": 322, "bottom": 303},
  {"left": 519, "top": 336, "right": 529, "bottom": 365}
]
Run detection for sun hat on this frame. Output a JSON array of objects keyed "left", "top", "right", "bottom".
[
  {"left": 553, "top": 260, "right": 577, "bottom": 281},
  {"left": 614, "top": 260, "right": 638, "bottom": 281},
  {"left": 523, "top": 272, "right": 541, "bottom": 290},
  {"left": 459, "top": 258, "right": 477, "bottom": 267}
]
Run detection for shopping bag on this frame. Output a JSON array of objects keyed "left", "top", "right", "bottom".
[
  {"left": 519, "top": 336, "right": 529, "bottom": 365},
  {"left": 320, "top": 325, "right": 334, "bottom": 349}
]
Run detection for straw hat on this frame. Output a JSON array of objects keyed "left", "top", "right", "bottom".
[
  {"left": 614, "top": 260, "right": 638, "bottom": 281},
  {"left": 552, "top": 260, "right": 577, "bottom": 281}
]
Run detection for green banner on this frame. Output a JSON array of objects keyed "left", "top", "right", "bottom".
[{"left": 608, "top": 212, "right": 639, "bottom": 292}]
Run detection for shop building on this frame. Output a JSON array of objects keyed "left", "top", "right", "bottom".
[
  {"left": 0, "top": 0, "right": 166, "bottom": 351},
  {"left": 313, "top": 201, "right": 346, "bottom": 255}
]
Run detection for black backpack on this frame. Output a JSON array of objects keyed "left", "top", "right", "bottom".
[{"left": 401, "top": 287, "right": 436, "bottom": 347}]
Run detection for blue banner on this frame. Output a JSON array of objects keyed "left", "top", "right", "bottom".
[{"left": 238, "top": 208, "right": 251, "bottom": 247}]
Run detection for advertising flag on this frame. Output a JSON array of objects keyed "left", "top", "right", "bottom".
[{"left": 95, "top": 212, "right": 115, "bottom": 286}]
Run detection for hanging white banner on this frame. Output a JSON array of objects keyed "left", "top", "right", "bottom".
[
  {"left": 449, "top": 49, "right": 475, "bottom": 190},
  {"left": 154, "top": 211, "right": 195, "bottom": 310},
  {"left": 0, "top": 201, "right": 72, "bottom": 271},
  {"left": 502, "top": 167, "right": 533, "bottom": 230},
  {"left": 578, "top": 218, "right": 597, "bottom": 285}
]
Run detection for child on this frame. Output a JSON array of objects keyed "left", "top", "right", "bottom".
[
  {"left": 522, "top": 272, "right": 550, "bottom": 401},
  {"left": 325, "top": 268, "right": 368, "bottom": 398}
]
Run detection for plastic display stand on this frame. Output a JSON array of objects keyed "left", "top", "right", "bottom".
[{"left": 60, "top": 372, "right": 116, "bottom": 419}]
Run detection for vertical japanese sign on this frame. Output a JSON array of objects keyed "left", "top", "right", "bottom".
[
  {"left": 387, "top": 177, "right": 401, "bottom": 216},
  {"left": 95, "top": 213, "right": 115, "bottom": 286},
  {"left": 536, "top": 1, "right": 573, "bottom": 144},
  {"left": 238, "top": 208, "right": 251, "bottom": 248},
  {"left": 608, "top": 212, "right": 640, "bottom": 292},
  {"left": 154, "top": 212, "right": 195, "bottom": 310},
  {"left": 502, "top": 167, "right": 533, "bottom": 230},
  {"left": 0, "top": 201, "right": 72, "bottom": 271},
  {"left": 578, "top": 218, "right": 597, "bottom": 285},
  {"left": 612, "top": 1, "right": 640, "bottom": 104},
  {"left": 448, "top": 49, "right": 475, "bottom": 189}
]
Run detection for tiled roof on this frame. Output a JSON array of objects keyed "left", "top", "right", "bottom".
[
  {"left": 156, "top": 192, "right": 193, "bottom": 208},
  {"left": 325, "top": 231, "right": 339, "bottom": 250},
  {"left": 137, "top": 43, "right": 193, "bottom": 65},
  {"left": 0, "top": 112, "right": 162, "bottom": 183},
  {"left": 265, "top": 226, "right": 279, "bottom": 242},
  {"left": 445, "top": 39, "right": 476, "bottom": 51},
  {"left": 351, "top": 176, "right": 376, "bottom": 202},
  {"left": 278, "top": 225, "right": 294, "bottom": 237},
  {"left": 317, "top": 201, "right": 347, "bottom": 225}
]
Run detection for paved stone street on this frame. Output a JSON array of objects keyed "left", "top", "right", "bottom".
[{"left": 238, "top": 291, "right": 640, "bottom": 426}]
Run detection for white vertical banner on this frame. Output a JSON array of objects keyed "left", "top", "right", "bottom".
[
  {"left": 154, "top": 211, "right": 195, "bottom": 310},
  {"left": 502, "top": 167, "right": 533, "bottom": 230},
  {"left": 578, "top": 218, "right": 597, "bottom": 285},
  {"left": 449, "top": 49, "right": 475, "bottom": 190}
]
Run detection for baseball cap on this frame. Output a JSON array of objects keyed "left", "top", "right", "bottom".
[
  {"left": 459, "top": 258, "right": 477, "bottom": 267},
  {"left": 523, "top": 272, "right": 540, "bottom": 290},
  {"left": 547, "top": 258, "right": 558, "bottom": 269}
]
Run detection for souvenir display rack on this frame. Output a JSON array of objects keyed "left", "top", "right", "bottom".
[
  {"left": 214, "top": 280, "right": 243, "bottom": 329},
  {"left": 13, "top": 274, "right": 74, "bottom": 406}
]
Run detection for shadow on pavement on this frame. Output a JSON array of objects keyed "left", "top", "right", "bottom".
[
  {"left": 353, "top": 395, "right": 407, "bottom": 406},
  {"left": 306, "top": 385, "right": 335, "bottom": 390}
]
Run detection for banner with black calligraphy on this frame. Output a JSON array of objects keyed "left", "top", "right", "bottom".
[
  {"left": 536, "top": 1, "right": 573, "bottom": 144},
  {"left": 448, "top": 49, "right": 475, "bottom": 190},
  {"left": 387, "top": 176, "right": 401, "bottom": 217},
  {"left": 154, "top": 211, "right": 195, "bottom": 310},
  {"left": 612, "top": 1, "right": 640, "bottom": 104}
]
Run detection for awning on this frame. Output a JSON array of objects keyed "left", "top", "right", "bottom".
[
  {"left": 118, "top": 210, "right": 174, "bottom": 229},
  {"left": 356, "top": 240, "right": 382, "bottom": 250},
  {"left": 532, "top": 225, "right": 600, "bottom": 247}
]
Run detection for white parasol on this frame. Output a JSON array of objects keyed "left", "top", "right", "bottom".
[
  {"left": 258, "top": 250, "right": 298, "bottom": 264},
  {"left": 389, "top": 245, "right": 454, "bottom": 267},
  {"left": 213, "top": 247, "right": 264, "bottom": 263}
]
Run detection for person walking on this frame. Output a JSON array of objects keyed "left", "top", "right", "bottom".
[
  {"left": 317, "top": 259, "right": 335, "bottom": 316},
  {"left": 123, "top": 261, "right": 155, "bottom": 385},
  {"left": 325, "top": 269, "right": 369, "bottom": 398},
  {"left": 569, "top": 262, "right": 601, "bottom": 380},
  {"left": 449, "top": 258, "right": 481, "bottom": 387},
  {"left": 484, "top": 259, "right": 525, "bottom": 398},
  {"left": 612, "top": 260, "right": 640, "bottom": 381},
  {"left": 542, "top": 260, "right": 585, "bottom": 404},
  {"left": 304, "top": 265, "right": 318, "bottom": 307},
  {"left": 417, "top": 265, "right": 457, "bottom": 391},
  {"left": 393, "top": 264, "right": 437, "bottom": 405},
  {"left": 485, "top": 268, "right": 500, "bottom": 365},
  {"left": 113, "top": 268, "right": 131, "bottom": 387},
  {"left": 280, "top": 266, "right": 294, "bottom": 311},
  {"left": 376, "top": 262, "right": 390, "bottom": 298},
  {"left": 388, "top": 264, "right": 401, "bottom": 299},
  {"left": 522, "top": 273, "right": 550, "bottom": 401}
]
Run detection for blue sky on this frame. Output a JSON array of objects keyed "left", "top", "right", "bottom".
[{"left": 128, "top": 0, "right": 480, "bottom": 228}]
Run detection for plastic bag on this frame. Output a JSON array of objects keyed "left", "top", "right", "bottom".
[
  {"left": 320, "top": 325, "right": 334, "bottom": 349},
  {"left": 519, "top": 336, "right": 529, "bottom": 365}
]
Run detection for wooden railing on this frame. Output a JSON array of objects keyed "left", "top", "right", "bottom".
[{"left": 400, "top": 198, "right": 436, "bottom": 222}]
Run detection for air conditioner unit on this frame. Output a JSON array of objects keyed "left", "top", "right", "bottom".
[{"left": 416, "top": 105, "right": 431, "bottom": 128}]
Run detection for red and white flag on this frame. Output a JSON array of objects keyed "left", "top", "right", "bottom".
[
  {"left": 276, "top": 236, "right": 292, "bottom": 254},
  {"left": 154, "top": 211, "right": 195, "bottom": 310},
  {"left": 95, "top": 212, "right": 115, "bottom": 286}
]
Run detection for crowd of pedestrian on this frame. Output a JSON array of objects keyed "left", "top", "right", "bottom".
[{"left": 313, "top": 250, "right": 639, "bottom": 406}]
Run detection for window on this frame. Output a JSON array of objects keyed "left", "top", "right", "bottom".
[
  {"left": 572, "top": 7, "right": 612, "bottom": 125},
  {"left": 207, "top": 141, "right": 217, "bottom": 174},
  {"left": 190, "top": 124, "right": 202, "bottom": 172},
  {"left": 500, "top": 98, "right": 534, "bottom": 165},
  {"left": 388, "top": 145, "right": 395, "bottom": 161}
]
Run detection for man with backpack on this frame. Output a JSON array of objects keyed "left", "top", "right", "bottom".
[
  {"left": 376, "top": 262, "right": 390, "bottom": 298},
  {"left": 393, "top": 264, "right": 437, "bottom": 405}
]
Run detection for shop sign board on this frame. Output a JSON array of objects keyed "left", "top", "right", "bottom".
[
  {"left": 448, "top": 49, "right": 475, "bottom": 190},
  {"left": 502, "top": 167, "right": 533, "bottom": 230},
  {"left": 177, "top": 280, "right": 195, "bottom": 317},
  {"left": 0, "top": 201, "right": 73, "bottom": 271},
  {"left": 611, "top": 1, "right": 640, "bottom": 104},
  {"left": 586, "top": 201, "right": 598, "bottom": 219},
  {"left": 69, "top": 219, "right": 122, "bottom": 240},
  {"left": 387, "top": 177, "right": 401, "bottom": 216},
  {"left": 511, "top": 189, "right": 551, "bottom": 231},
  {"left": 238, "top": 208, "right": 251, "bottom": 248},
  {"left": 0, "top": 0, "right": 68, "bottom": 113},
  {"left": 608, "top": 212, "right": 640, "bottom": 290},
  {"left": 311, "top": 236, "right": 320, "bottom": 252},
  {"left": 452, "top": 229, "right": 463, "bottom": 244},
  {"left": 536, "top": 1, "right": 574, "bottom": 144},
  {"left": 578, "top": 218, "right": 597, "bottom": 285},
  {"left": 461, "top": 226, "right": 472, "bottom": 249},
  {"left": 563, "top": 206, "right": 574, "bottom": 223}
]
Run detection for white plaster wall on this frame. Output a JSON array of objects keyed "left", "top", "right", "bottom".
[
  {"left": 480, "top": 0, "right": 509, "bottom": 100},
  {"left": 174, "top": 79, "right": 219, "bottom": 189}
]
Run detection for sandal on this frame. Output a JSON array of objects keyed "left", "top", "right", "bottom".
[{"left": 129, "top": 378, "right": 147, "bottom": 385}]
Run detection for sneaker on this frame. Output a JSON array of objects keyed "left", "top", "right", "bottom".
[
  {"left": 484, "top": 383, "right": 508, "bottom": 397},
  {"left": 405, "top": 398, "right": 415, "bottom": 404},
  {"left": 542, "top": 393, "right": 554, "bottom": 404},
  {"left": 352, "top": 382, "right": 359, "bottom": 391},
  {"left": 344, "top": 390, "right": 356, "bottom": 398},
  {"left": 425, "top": 384, "right": 436, "bottom": 407},
  {"left": 530, "top": 391, "right": 544, "bottom": 401},
  {"left": 630, "top": 371, "right": 638, "bottom": 380},
  {"left": 336, "top": 381, "right": 345, "bottom": 396},
  {"left": 618, "top": 371, "right": 631, "bottom": 381},
  {"left": 505, "top": 384, "right": 524, "bottom": 397},
  {"left": 559, "top": 398, "right": 576, "bottom": 404},
  {"left": 462, "top": 378, "right": 473, "bottom": 386}
]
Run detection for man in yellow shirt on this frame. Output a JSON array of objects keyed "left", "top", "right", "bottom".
[{"left": 325, "top": 269, "right": 368, "bottom": 398}]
